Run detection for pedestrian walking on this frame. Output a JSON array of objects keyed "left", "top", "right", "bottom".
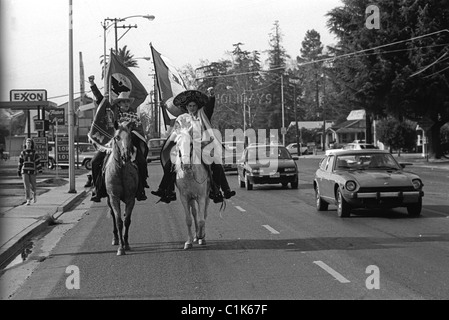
[{"left": 18, "top": 138, "right": 42, "bottom": 205}]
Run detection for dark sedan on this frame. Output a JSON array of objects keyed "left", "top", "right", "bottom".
[
  {"left": 237, "top": 145, "right": 299, "bottom": 190},
  {"left": 314, "top": 149, "right": 424, "bottom": 217}
]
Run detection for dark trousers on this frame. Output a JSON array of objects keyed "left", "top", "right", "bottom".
[
  {"left": 158, "top": 160, "right": 229, "bottom": 193},
  {"left": 91, "top": 150, "right": 106, "bottom": 196}
]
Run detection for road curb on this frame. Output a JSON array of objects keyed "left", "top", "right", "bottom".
[
  {"left": 0, "top": 219, "right": 48, "bottom": 269},
  {"left": 0, "top": 188, "right": 89, "bottom": 269},
  {"left": 53, "top": 189, "right": 88, "bottom": 220}
]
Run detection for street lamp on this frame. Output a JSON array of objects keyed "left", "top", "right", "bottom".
[{"left": 102, "top": 15, "right": 155, "bottom": 84}]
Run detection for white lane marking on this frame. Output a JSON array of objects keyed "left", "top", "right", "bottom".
[
  {"left": 263, "top": 225, "right": 280, "bottom": 234},
  {"left": 235, "top": 206, "right": 246, "bottom": 212},
  {"left": 313, "top": 261, "right": 351, "bottom": 284}
]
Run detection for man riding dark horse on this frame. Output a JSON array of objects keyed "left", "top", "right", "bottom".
[
  {"left": 151, "top": 88, "right": 236, "bottom": 204},
  {"left": 88, "top": 75, "right": 148, "bottom": 202}
]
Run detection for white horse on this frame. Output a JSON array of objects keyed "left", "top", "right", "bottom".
[{"left": 174, "top": 129, "right": 211, "bottom": 250}]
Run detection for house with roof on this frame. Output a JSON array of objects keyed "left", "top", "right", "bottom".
[{"left": 325, "top": 109, "right": 367, "bottom": 147}]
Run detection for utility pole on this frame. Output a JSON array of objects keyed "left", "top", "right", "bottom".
[
  {"left": 293, "top": 85, "right": 300, "bottom": 156},
  {"left": 68, "top": 0, "right": 76, "bottom": 193},
  {"left": 281, "top": 75, "right": 285, "bottom": 146}
]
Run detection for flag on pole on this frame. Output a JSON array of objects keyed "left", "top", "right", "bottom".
[
  {"left": 88, "top": 52, "right": 148, "bottom": 149},
  {"left": 106, "top": 51, "right": 148, "bottom": 112},
  {"left": 150, "top": 44, "right": 187, "bottom": 126}
]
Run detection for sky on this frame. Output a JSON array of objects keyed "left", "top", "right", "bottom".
[{"left": 1, "top": 0, "right": 343, "bottom": 106}]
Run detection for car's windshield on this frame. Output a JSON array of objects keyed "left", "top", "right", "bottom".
[
  {"left": 247, "top": 147, "right": 292, "bottom": 160},
  {"left": 335, "top": 153, "right": 401, "bottom": 171}
]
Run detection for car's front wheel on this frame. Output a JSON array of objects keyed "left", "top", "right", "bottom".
[
  {"left": 336, "top": 187, "right": 351, "bottom": 217},
  {"left": 407, "top": 197, "right": 422, "bottom": 217},
  {"left": 84, "top": 159, "right": 92, "bottom": 170},
  {"left": 291, "top": 176, "right": 299, "bottom": 189},
  {"left": 315, "top": 184, "right": 328, "bottom": 211}
]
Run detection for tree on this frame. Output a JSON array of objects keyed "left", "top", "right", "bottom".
[
  {"left": 326, "top": 0, "right": 449, "bottom": 158},
  {"left": 100, "top": 45, "right": 139, "bottom": 79},
  {"left": 376, "top": 116, "right": 417, "bottom": 155},
  {"left": 264, "top": 21, "right": 290, "bottom": 138}
]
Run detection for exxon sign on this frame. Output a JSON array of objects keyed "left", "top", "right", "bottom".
[{"left": 10, "top": 89, "right": 47, "bottom": 102}]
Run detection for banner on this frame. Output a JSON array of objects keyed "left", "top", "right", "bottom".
[{"left": 150, "top": 44, "right": 187, "bottom": 126}]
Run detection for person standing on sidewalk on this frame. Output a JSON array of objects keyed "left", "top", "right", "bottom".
[{"left": 17, "top": 138, "right": 42, "bottom": 205}]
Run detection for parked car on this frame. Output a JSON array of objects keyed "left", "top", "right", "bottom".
[
  {"left": 48, "top": 142, "right": 96, "bottom": 170},
  {"left": 314, "top": 149, "right": 424, "bottom": 217},
  {"left": 222, "top": 141, "right": 245, "bottom": 172},
  {"left": 325, "top": 142, "right": 377, "bottom": 155},
  {"left": 237, "top": 145, "right": 299, "bottom": 190},
  {"left": 147, "top": 138, "right": 166, "bottom": 163},
  {"left": 286, "top": 142, "right": 309, "bottom": 155}
]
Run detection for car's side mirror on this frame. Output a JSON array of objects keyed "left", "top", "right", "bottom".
[
  {"left": 400, "top": 163, "right": 413, "bottom": 168},
  {"left": 292, "top": 156, "right": 299, "bottom": 161}
]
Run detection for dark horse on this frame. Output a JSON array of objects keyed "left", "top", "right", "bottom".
[{"left": 104, "top": 121, "right": 139, "bottom": 255}]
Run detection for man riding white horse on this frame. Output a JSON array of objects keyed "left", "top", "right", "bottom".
[{"left": 151, "top": 88, "right": 236, "bottom": 204}]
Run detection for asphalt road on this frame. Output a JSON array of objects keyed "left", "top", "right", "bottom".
[{"left": 2, "top": 158, "right": 449, "bottom": 302}]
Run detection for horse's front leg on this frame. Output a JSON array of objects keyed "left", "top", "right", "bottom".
[
  {"left": 180, "top": 196, "right": 194, "bottom": 250},
  {"left": 110, "top": 196, "right": 125, "bottom": 255},
  {"left": 190, "top": 200, "right": 199, "bottom": 243},
  {"left": 197, "top": 197, "right": 207, "bottom": 245},
  {"left": 107, "top": 197, "right": 119, "bottom": 246},
  {"left": 123, "top": 199, "right": 135, "bottom": 251}
]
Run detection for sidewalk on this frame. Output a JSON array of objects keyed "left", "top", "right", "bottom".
[{"left": 0, "top": 172, "right": 91, "bottom": 269}]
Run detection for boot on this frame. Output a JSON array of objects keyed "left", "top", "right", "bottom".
[
  {"left": 84, "top": 174, "right": 93, "bottom": 187},
  {"left": 223, "top": 189, "right": 236, "bottom": 199}
]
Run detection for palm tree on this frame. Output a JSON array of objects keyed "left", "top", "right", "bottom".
[{"left": 100, "top": 45, "right": 139, "bottom": 79}]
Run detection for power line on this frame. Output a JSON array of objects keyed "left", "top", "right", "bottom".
[{"left": 197, "top": 29, "right": 449, "bottom": 80}]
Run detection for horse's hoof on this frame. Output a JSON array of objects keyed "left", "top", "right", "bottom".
[
  {"left": 124, "top": 244, "right": 131, "bottom": 251},
  {"left": 198, "top": 239, "right": 206, "bottom": 246},
  {"left": 112, "top": 239, "right": 119, "bottom": 246},
  {"left": 184, "top": 242, "right": 193, "bottom": 250},
  {"left": 193, "top": 237, "right": 198, "bottom": 243},
  {"left": 117, "top": 248, "right": 126, "bottom": 256}
]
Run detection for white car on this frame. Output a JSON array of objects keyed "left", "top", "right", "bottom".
[
  {"left": 326, "top": 142, "right": 377, "bottom": 156},
  {"left": 286, "top": 143, "right": 308, "bottom": 155}
]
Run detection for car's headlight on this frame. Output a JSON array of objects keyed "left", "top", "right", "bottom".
[
  {"left": 412, "top": 179, "right": 423, "bottom": 190},
  {"left": 345, "top": 180, "right": 357, "bottom": 192},
  {"left": 284, "top": 167, "right": 296, "bottom": 172}
]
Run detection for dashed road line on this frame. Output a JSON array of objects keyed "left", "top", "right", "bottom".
[
  {"left": 313, "top": 260, "right": 351, "bottom": 284},
  {"left": 262, "top": 225, "right": 280, "bottom": 234},
  {"left": 235, "top": 206, "right": 246, "bottom": 212}
]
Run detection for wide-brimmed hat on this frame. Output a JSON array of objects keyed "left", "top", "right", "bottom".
[
  {"left": 173, "top": 90, "right": 208, "bottom": 110},
  {"left": 111, "top": 91, "right": 135, "bottom": 106}
]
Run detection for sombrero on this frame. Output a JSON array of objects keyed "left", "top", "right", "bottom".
[
  {"left": 173, "top": 90, "right": 208, "bottom": 111},
  {"left": 111, "top": 91, "right": 135, "bottom": 106}
]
